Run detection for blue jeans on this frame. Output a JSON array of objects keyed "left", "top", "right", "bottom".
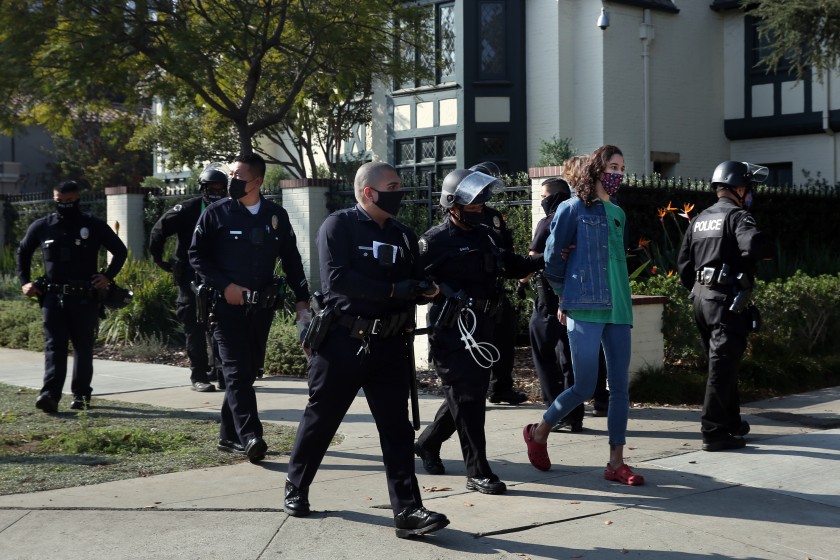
[{"left": 543, "top": 319, "right": 631, "bottom": 446}]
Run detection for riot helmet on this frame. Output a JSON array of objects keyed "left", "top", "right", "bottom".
[
  {"left": 439, "top": 169, "right": 501, "bottom": 209},
  {"left": 468, "top": 161, "right": 501, "bottom": 178},
  {"left": 711, "top": 160, "right": 768, "bottom": 209},
  {"left": 711, "top": 161, "right": 768, "bottom": 189},
  {"left": 199, "top": 165, "right": 229, "bottom": 204}
]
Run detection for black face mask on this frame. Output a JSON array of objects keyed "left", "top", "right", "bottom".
[
  {"left": 372, "top": 189, "right": 404, "bottom": 217},
  {"left": 228, "top": 177, "right": 248, "bottom": 200},
  {"left": 56, "top": 200, "right": 81, "bottom": 220},
  {"left": 202, "top": 188, "right": 225, "bottom": 205},
  {"left": 457, "top": 207, "right": 484, "bottom": 228},
  {"left": 541, "top": 192, "right": 566, "bottom": 216}
]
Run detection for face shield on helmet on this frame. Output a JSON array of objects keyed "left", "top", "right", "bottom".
[
  {"left": 440, "top": 169, "right": 502, "bottom": 209},
  {"left": 711, "top": 160, "right": 768, "bottom": 209},
  {"left": 468, "top": 161, "right": 501, "bottom": 178},
  {"left": 744, "top": 162, "right": 769, "bottom": 184}
]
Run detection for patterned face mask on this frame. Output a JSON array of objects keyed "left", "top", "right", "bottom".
[{"left": 600, "top": 173, "right": 623, "bottom": 197}]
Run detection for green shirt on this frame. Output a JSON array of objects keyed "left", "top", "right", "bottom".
[{"left": 568, "top": 201, "right": 633, "bottom": 326}]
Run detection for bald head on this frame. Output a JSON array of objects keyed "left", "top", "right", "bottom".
[{"left": 355, "top": 162, "right": 397, "bottom": 203}]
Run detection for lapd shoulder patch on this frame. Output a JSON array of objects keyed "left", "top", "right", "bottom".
[
  {"left": 272, "top": 214, "right": 279, "bottom": 230},
  {"left": 418, "top": 237, "right": 429, "bottom": 255},
  {"left": 493, "top": 216, "right": 501, "bottom": 228},
  {"left": 80, "top": 227, "right": 90, "bottom": 240}
]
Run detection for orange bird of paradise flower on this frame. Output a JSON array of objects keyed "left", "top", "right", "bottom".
[
  {"left": 638, "top": 236, "right": 651, "bottom": 248},
  {"left": 657, "top": 208, "right": 667, "bottom": 219},
  {"left": 665, "top": 201, "right": 678, "bottom": 212}
]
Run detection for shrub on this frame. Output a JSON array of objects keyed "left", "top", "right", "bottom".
[
  {"left": 537, "top": 136, "right": 576, "bottom": 167},
  {"left": 0, "top": 299, "right": 44, "bottom": 351},
  {"left": 99, "top": 256, "right": 179, "bottom": 346},
  {"left": 751, "top": 272, "right": 840, "bottom": 356},
  {"left": 263, "top": 312, "right": 308, "bottom": 377}
]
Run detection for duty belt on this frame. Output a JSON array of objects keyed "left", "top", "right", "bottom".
[
  {"left": 695, "top": 266, "right": 735, "bottom": 290},
  {"left": 43, "top": 282, "right": 94, "bottom": 297},
  {"left": 335, "top": 311, "right": 412, "bottom": 339},
  {"left": 468, "top": 296, "right": 500, "bottom": 315}
]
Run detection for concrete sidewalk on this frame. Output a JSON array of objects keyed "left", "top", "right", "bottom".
[{"left": 0, "top": 347, "right": 838, "bottom": 559}]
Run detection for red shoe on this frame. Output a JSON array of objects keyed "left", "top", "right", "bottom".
[
  {"left": 523, "top": 424, "right": 551, "bottom": 471},
  {"left": 604, "top": 463, "right": 644, "bottom": 486}
]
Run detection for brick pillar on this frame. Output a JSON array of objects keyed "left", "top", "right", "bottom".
[
  {"left": 105, "top": 186, "right": 146, "bottom": 259},
  {"left": 527, "top": 165, "right": 565, "bottom": 235},
  {"left": 277, "top": 179, "right": 335, "bottom": 291}
]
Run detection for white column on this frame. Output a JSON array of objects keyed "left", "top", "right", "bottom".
[
  {"left": 105, "top": 186, "right": 146, "bottom": 259},
  {"left": 278, "top": 179, "right": 332, "bottom": 292}
]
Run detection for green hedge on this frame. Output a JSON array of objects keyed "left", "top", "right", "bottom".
[
  {"left": 0, "top": 299, "right": 44, "bottom": 351},
  {"left": 631, "top": 272, "right": 840, "bottom": 398}
]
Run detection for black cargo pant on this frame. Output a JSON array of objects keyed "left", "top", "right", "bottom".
[
  {"left": 212, "top": 301, "right": 274, "bottom": 445},
  {"left": 40, "top": 293, "right": 99, "bottom": 401},
  {"left": 416, "top": 306, "right": 496, "bottom": 478},
  {"left": 175, "top": 280, "right": 212, "bottom": 384},
  {"left": 286, "top": 327, "right": 423, "bottom": 515},
  {"left": 488, "top": 295, "right": 516, "bottom": 396},
  {"left": 693, "top": 283, "right": 750, "bottom": 442}
]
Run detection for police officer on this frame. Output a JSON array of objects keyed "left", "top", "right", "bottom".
[
  {"left": 413, "top": 168, "right": 543, "bottom": 493},
  {"left": 468, "top": 162, "right": 528, "bottom": 406},
  {"left": 149, "top": 167, "right": 228, "bottom": 392},
  {"left": 189, "top": 153, "right": 310, "bottom": 463},
  {"left": 16, "top": 180, "right": 127, "bottom": 412},
  {"left": 524, "top": 177, "right": 587, "bottom": 431},
  {"left": 284, "top": 162, "right": 449, "bottom": 540},
  {"left": 677, "top": 161, "right": 773, "bottom": 452}
]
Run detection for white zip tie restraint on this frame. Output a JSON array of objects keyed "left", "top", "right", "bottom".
[{"left": 457, "top": 307, "right": 500, "bottom": 369}]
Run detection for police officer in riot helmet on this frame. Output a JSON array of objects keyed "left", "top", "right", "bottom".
[
  {"left": 467, "top": 161, "right": 529, "bottom": 405},
  {"left": 413, "top": 168, "right": 543, "bottom": 493},
  {"left": 190, "top": 153, "right": 311, "bottom": 463},
  {"left": 677, "top": 161, "right": 773, "bottom": 452},
  {"left": 150, "top": 166, "right": 228, "bottom": 393},
  {"left": 17, "top": 180, "right": 128, "bottom": 413}
]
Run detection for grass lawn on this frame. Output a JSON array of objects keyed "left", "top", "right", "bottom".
[{"left": 0, "top": 383, "right": 298, "bottom": 495}]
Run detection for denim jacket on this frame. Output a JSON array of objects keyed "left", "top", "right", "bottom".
[{"left": 543, "top": 196, "right": 612, "bottom": 310}]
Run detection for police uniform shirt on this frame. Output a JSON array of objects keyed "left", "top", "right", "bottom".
[
  {"left": 421, "top": 220, "right": 540, "bottom": 300},
  {"left": 677, "top": 197, "right": 773, "bottom": 290},
  {"left": 482, "top": 206, "right": 515, "bottom": 252},
  {"left": 149, "top": 196, "right": 205, "bottom": 269},
  {"left": 189, "top": 196, "right": 309, "bottom": 301},
  {"left": 16, "top": 212, "right": 127, "bottom": 285},
  {"left": 318, "top": 204, "right": 423, "bottom": 318}
]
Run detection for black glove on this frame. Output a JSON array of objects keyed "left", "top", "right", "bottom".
[
  {"left": 392, "top": 279, "right": 422, "bottom": 300},
  {"left": 515, "top": 282, "right": 527, "bottom": 300},
  {"left": 415, "top": 280, "right": 438, "bottom": 297}
]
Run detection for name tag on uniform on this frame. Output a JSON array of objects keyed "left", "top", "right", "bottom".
[{"left": 229, "top": 230, "right": 243, "bottom": 235}]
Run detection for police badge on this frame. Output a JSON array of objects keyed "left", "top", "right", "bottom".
[
  {"left": 174, "top": 204, "right": 183, "bottom": 212},
  {"left": 418, "top": 238, "right": 428, "bottom": 255},
  {"left": 80, "top": 227, "right": 90, "bottom": 240},
  {"left": 271, "top": 215, "right": 279, "bottom": 230}
]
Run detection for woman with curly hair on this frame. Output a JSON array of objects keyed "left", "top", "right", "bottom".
[{"left": 522, "top": 144, "right": 644, "bottom": 486}]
